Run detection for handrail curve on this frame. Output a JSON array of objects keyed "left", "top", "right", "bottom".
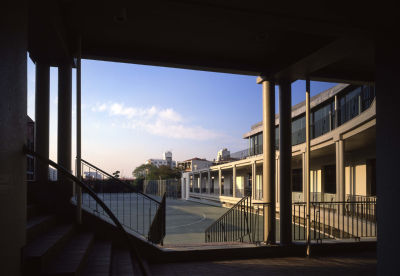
[
  {"left": 80, "top": 158, "right": 160, "bottom": 204},
  {"left": 24, "top": 146, "right": 151, "bottom": 276}
]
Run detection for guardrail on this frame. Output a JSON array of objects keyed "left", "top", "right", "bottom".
[
  {"left": 205, "top": 197, "right": 272, "bottom": 244},
  {"left": 143, "top": 179, "right": 181, "bottom": 199},
  {"left": 293, "top": 200, "right": 377, "bottom": 241},
  {"left": 205, "top": 196, "right": 253, "bottom": 243},
  {"left": 78, "top": 159, "right": 165, "bottom": 244}
]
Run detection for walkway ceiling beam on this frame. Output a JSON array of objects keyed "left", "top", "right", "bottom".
[{"left": 273, "top": 36, "right": 374, "bottom": 83}]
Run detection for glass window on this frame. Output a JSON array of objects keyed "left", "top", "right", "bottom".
[
  {"left": 292, "top": 116, "right": 305, "bottom": 145},
  {"left": 312, "top": 102, "right": 333, "bottom": 138}
]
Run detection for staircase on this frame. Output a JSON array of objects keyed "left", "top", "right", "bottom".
[{"left": 23, "top": 204, "right": 140, "bottom": 276}]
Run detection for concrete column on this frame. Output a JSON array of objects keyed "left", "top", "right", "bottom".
[
  {"left": 35, "top": 63, "right": 50, "bottom": 186},
  {"left": 335, "top": 139, "right": 345, "bottom": 203},
  {"left": 302, "top": 152, "right": 306, "bottom": 203},
  {"left": 0, "top": 1, "right": 27, "bottom": 274},
  {"left": 376, "top": 34, "right": 400, "bottom": 275},
  {"left": 76, "top": 48, "right": 82, "bottom": 224},
  {"left": 251, "top": 162, "right": 256, "bottom": 200},
  {"left": 199, "top": 171, "right": 202, "bottom": 194},
  {"left": 207, "top": 170, "right": 211, "bottom": 194},
  {"left": 334, "top": 95, "right": 338, "bottom": 128},
  {"left": 258, "top": 77, "right": 276, "bottom": 244},
  {"left": 57, "top": 63, "right": 73, "bottom": 213},
  {"left": 305, "top": 79, "right": 311, "bottom": 255},
  {"left": 233, "top": 165, "right": 236, "bottom": 197},
  {"left": 189, "top": 173, "right": 192, "bottom": 192},
  {"left": 218, "top": 168, "right": 222, "bottom": 196},
  {"left": 279, "top": 80, "right": 292, "bottom": 245},
  {"left": 276, "top": 155, "right": 279, "bottom": 204}
]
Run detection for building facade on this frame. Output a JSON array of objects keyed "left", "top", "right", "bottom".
[
  {"left": 146, "top": 151, "right": 177, "bottom": 168},
  {"left": 182, "top": 84, "right": 376, "bottom": 207}
]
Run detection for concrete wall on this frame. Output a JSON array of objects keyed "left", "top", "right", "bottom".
[{"left": 345, "top": 162, "right": 367, "bottom": 196}]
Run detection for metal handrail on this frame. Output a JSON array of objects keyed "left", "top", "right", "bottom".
[
  {"left": 79, "top": 158, "right": 166, "bottom": 244},
  {"left": 81, "top": 158, "right": 160, "bottom": 204},
  {"left": 148, "top": 193, "right": 166, "bottom": 245},
  {"left": 24, "top": 147, "right": 151, "bottom": 276},
  {"left": 292, "top": 200, "right": 377, "bottom": 241},
  {"left": 205, "top": 196, "right": 250, "bottom": 233},
  {"left": 205, "top": 196, "right": 256, "bottom": 243}
]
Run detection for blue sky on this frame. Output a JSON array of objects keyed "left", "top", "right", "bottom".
[{"left": 27, "top": 58, "right": 336, "bottom": 177}]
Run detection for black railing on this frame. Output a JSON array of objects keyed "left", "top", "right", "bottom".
[
  {"left": 205, "top": 196, "right": 251, "bottom": 243},
  {"left": 148, "top": 193, "right": 166, "bottom": 245},
  {"left": 24, "top": 148, "right": 150, "bottom": 275},
  {"left": 79, "top": 159, "right": 165, "bottom": 244},
  {"left": 205, "top": 196, "right": 267, "bottom": 244},
  {"left": 143, "top": 179, "right": 181, "bottom": 199},
  {"left": 292, "top": 200, "right": 377, "bottom": 241}
]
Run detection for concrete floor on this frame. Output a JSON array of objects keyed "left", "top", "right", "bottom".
[
  {"left": 81, "top": 195, "right": 309, "bottom": 245},
  {"left": 151, "top": 251, "right": 376, "bottom": 276},
  {"left": 163, "top": 199, "right": 228, "bottom": 244}
]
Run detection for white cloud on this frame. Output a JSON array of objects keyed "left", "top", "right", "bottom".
[{"left": 91, "top": 102, "right": 222, "bottom": 140}]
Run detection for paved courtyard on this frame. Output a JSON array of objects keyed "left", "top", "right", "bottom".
[
  {"left": 82, "top": 194, "right": 313, "bottom": 245},
  {"left": 163, "top": 199, "right": 228, "bottom": 244}
]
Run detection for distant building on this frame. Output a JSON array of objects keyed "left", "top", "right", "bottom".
[
  {"left": 182, "top": 84, "right": 376, "bottom": 207},
  {"left": 146, "top": 151, "right": 177, "bottom": 168},
  {"left": 216, "top": 148, "right": 230, "bottom": 162},
  {"left": 83, "top": 171, "right": 103, "bottom": 180},
  {"left": 177, "top": 158, "right": 213, "bottom": 172}
]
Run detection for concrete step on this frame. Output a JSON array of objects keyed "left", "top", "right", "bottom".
[
  {"left": 111, "top": 248, "right": 135, "bottom": 276},
  {"left": 81, "top": 240, "right": 112, "bottom": 276},
  {"left": 27, "top": 204, "right": 39, "bottom": 220},
  {"left": 41, "top": 232, "right": 94, "bottom": 276},
  {"left": 163, "top": 242, "right": 257, "bottom": 251},
  {"left": 23, "top": 224, "right": 75, "bottom": 275},
  {"left": 27, "top": 214, "right": 57, "bottom": 244}
]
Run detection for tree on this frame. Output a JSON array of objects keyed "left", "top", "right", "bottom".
[
  {"left": 112, "top": 170, "right": 120, "bottom": 178},
  {"left": 133, "top": 164, "right": 157, "bottom": 179},
  {"left": 132, "top": 164, "right": 181, "bottom": 180}
]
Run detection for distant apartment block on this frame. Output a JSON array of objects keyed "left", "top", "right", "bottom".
[{"left": 146, "top": 151, "right": 177, "bottom": 168}]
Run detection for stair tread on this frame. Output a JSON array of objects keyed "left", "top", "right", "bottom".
[
  {"left": 27, "top": 204, "right": 38, "bottom": 220},
  {"left": 41, "top": 232, "right": 94, "bottom": 275},
  {"left": 81, "top": 240, "right": 112, "bottom": 276},
  {"left": 27, "top": 214, "right": 55, "bottom": 230},
  {"left": 25, "top": 224, "right": 74, "bottom": 257},
  {"left": 26, "top": 214, "right": 58, "bottom": 244},
  {"left": 111, "top": 248, "right": 134, "bottom": 276}
]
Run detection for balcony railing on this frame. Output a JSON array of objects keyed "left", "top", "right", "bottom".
[{"left": 293, "top": 200, "right": 376, "bottom": 241}]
